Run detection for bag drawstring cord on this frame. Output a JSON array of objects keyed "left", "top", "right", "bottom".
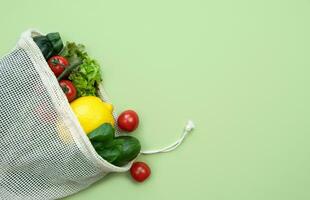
[{"left": 140, "top": 120, "right": 195, "bottom": 155}]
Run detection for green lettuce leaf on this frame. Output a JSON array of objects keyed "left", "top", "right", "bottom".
[{"left": 61, "top": 42, "right": 102, "bottom": 97}]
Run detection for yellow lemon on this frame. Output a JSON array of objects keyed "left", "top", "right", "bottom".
[
  {"left": 56, "top": 120, "right": 74, "bottom": 144},
  {"left": 70, "top": 96, "right": 115, "bottom": 134}
]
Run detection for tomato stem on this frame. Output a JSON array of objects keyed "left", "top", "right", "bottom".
[
  {"left": 61, "top": 85, "right": 69, "bottom": 93},
  {"left": 51, "top": 58, "right": 66, "bottom": 67}
]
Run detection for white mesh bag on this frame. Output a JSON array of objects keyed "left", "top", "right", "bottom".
[
  {"left": 0, "top": 29, "right": 196, "bottom": 200},
  {"left": 0, "top": 30, "right": 132, "bottom": 199}
]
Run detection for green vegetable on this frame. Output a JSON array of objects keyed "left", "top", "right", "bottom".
[
  {"left": 33, "top": 32, "right": 63, "bottom": 59},
  {"left": 88, "top": 123, "right": 114, "bottom": 143},
  {"left": 96, "top": 147, "right": 121, "bottom": 164},
  {"left": 60, "top": 42, "right": 101, "bottom": 97},
  {"left": 57, "top": 59, "right": 82, "bottom": 81},
  {"left": 88, "top": 123, "right": 141, "bottom": 166},
  {"left": 107, "top": 136, "right": 141, "bottom": 166},
  {"left": 46, "top": 33, "right": 63, "bottom": 54}
]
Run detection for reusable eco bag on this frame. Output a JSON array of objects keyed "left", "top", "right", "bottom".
[{"left": 0, "top": 30, "right": 194, "bottom": 199}]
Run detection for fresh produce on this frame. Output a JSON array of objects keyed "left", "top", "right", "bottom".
[
  {"left": 60, "top": 42, "right": 101, "bottom": 97},
  {"left": 57, "top": 59, "right": 83, "bottom": 81},
  {"left": 34, "top": 32, "right": 144, "bottom": 170},
  {"left": 70, "top": 96, "right": 115, "bottom": 134},
  {"left": 48, "top": 55, "right": 69, "bottom": 77},
  {"left": 56, "top": 120, "right": 74, "bottom": 144},
  {"left": 88, "top": 123, "right": 141, "bottom": 167},
  {"left": 59, "top": 80, "right": 77, "bottom": 102},
  {"left": 88, "top": 123, "right": 114, "bottom": 143},
  {"left": 33, "top": 32, "right": 63, "bottom": 59},
  {"left": 130, "top": 162, "right": 151, "bottom": 182},
  {"left": 117, "top": 110, "right": 139, "bottom": 132}
]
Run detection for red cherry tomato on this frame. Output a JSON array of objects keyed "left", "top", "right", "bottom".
[
  {"left": 117, "top": 110, "right": 139, "bottom": 132},
  {"left": 130, "top": 162, "right": 151, "bottom": 182},
  {"left": 59, "top": 80, "right": 77, "bottom": 102},
  {"left": 48, "top": 55, "right": 69, "bottom": 77}
]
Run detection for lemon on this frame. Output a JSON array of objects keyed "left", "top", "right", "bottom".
[
  {"left": 70, "top": 96, "right": 115, "bottom": 134},
  {"left": 56, "top": 120, "right": 74, "bottom": 144}
]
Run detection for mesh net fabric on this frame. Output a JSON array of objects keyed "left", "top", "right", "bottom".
[{"left": 0, "top": 30, "right": 131, "bottom": 200}]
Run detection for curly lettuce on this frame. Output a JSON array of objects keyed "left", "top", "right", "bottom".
[{"left": 61, "top": 42, "right": 102, "bottom": 97}]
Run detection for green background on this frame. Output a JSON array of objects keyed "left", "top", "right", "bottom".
[{"left": 0, "top": 0, "right": 309, "bottom": 199}]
